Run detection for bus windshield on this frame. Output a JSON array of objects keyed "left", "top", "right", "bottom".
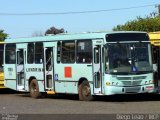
[
  {"left": 0, "top": 44, "right": 4, "bottom": 72},
  {"left": 105, "top": 43, "right": 153, "bottom": 74}
]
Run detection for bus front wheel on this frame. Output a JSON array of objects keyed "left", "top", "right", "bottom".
[
  {"left": 29, "top": 79, "right": 41, "bottom": 98},
  {"left": 78, "top": 80, "right": 93, "bottom": 101}
]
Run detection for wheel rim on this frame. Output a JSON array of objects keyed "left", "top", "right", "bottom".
[
  {"left": 82, "top": 86, "right": 91, "bottom": 97},
  {"left": 31, "top": 83, "right": 37, "bottom": 94}
]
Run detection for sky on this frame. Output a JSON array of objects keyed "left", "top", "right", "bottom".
[{"left": 0, "top": 0, "right": 159, "bottom": 38}]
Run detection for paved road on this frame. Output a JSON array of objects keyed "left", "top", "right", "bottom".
[{"left": 1, "top": 88, "right": 160, "bottom": 120}]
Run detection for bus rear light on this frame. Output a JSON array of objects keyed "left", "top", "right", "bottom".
[{"left": 146, "top": 86, "right": 153, "bottom": 90}]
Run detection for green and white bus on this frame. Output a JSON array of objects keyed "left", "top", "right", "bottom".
[{"left": 4, "top": 31, "right": 154, "bottom": 101}]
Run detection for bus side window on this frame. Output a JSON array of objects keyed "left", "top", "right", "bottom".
[
  {"left": 0, "top": 44, "right": 3, "bottom": 69},
  {"left": 27, "top": 43, "right": 34, "bottom": 64},
  {"left": 76, "top": 40, "right": 92, "bottom": 63},
  {"left": 94, "top": 47, "right": 100, "bottom": 64},
  {"left": 5, "top": 44, "right": 16, "bottom": 64},
  {"left": 61, "top": 41, "right": 75, "bottom": 63},
  {"left": 35, "top": 42, "right": 43, "bottom": 64},
  {"left": 17, "top": 50, "right": 24, "bottom": 64},
  {"left": 57, "top": 41, "right": 61, "bottom": 63}
]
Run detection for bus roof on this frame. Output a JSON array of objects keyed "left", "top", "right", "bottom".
[
  {"left": 0, "top": 41, "right": 4, "bottom": 44},
  {"left": 148, "top": 31, "right": 160, "bottom": 46},
  {"left": 5, "top": 31, "right": 147, "bottom": 43},
  {"left": 148, "top": 31, "right": 160, "bottom": 40}
]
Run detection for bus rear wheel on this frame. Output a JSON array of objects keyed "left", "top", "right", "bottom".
[
  {"left": 29, "top": 79, "right": 41, "bottom": 98},
  {"left": 78, "top": 80, "right": 93, "bottom": 101}
]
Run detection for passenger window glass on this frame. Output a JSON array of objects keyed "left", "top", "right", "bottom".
[
  {"left": 17, "top": 50, "right": 24, "bottom": 65},
  {"left": 0, "top": 44, "right": 4, "bottom": 71},
  {"left": 57, "top": 41, "right": 61, "bottom": 63},
  {"left": 5, "top": 44, "right": 16, "bottom": 64},
  {"left": 94, "top": 47, "right": 100, "bottom": 64},
  {"left": 35, "top": 42, "right": 43, "bottom": 64},
  {"left": 76, "top": 40, "right": 92, "bottom": 63},
  {"left": 27, "top": 43, "right": 34, "bottom": 64},
  {"left": 62, "top": 41, "right": 75, "bottom": 63}
]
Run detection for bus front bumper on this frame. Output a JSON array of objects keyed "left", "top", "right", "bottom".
[{"left": 104, "top": 84, "right": 155, "bottom": 95}]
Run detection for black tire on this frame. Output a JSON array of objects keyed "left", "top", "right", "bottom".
[
  {"left": 29, "top": 79, "right": 41, "bottom": 98},
  {"left": 78, "top": 80, "right": 93, "bottom": 101}
]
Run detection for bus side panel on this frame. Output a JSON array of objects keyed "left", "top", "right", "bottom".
[
  {"left": 4, "top": 64, "right": 17, "bottom": 90},
  {"left": 25, "top": 64, "right": 44, "bottom": 92},
  {"left": 54, "top": 64, "right": 93, "bottom": 94}
]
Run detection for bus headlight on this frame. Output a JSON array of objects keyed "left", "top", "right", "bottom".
[
  {"left": 116, "top": 82, "right": 119, "bottom": 86},
  {"left": 112, "top": 82, "right": 119, "bottom": 86},
  {"left": 145, "top": 81, "right": 148, "bottom": 84},
  {"left": 149, "top": 80, "right": 153, "bottom": 84},
  {"left": 145, "top": 80, "right": 153, "bottom": 84}
]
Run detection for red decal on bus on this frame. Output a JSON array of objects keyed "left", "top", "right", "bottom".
[{"left": 64, "top": 67, "right": 72, "bottom": 78}]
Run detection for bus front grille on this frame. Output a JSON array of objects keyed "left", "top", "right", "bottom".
[
  {"left": 117, "top": 76, "right": 146, "bottom": 81},
  {"left": 125, "top": 87, "right": 141, "bottom": 93},
  {"left": 122, "top": 80, "right": 142, "bottom": 86}
]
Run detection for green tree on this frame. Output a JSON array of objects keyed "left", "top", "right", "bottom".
[
  {"left": 0, "top": 30, "right": 7, "bottom": 41},
  {"left": 113, "top": 16, "right": 160, "bottom": 32},
  {"left": 45, "top": 26, "right": 65, "bottom": 35}
]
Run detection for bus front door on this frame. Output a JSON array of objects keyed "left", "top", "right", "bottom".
[
  {"left": 153, "top": 46, "right": 160, "bottom": 92},
  {"left": 93, "top": 45, "right": 102, "bottom": 94},
  {"left": 44, "top": 47, "right": 54, "bottom": 91},
  {"left": 16, "top": 49, "right": 25, "bottom": 91}
]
